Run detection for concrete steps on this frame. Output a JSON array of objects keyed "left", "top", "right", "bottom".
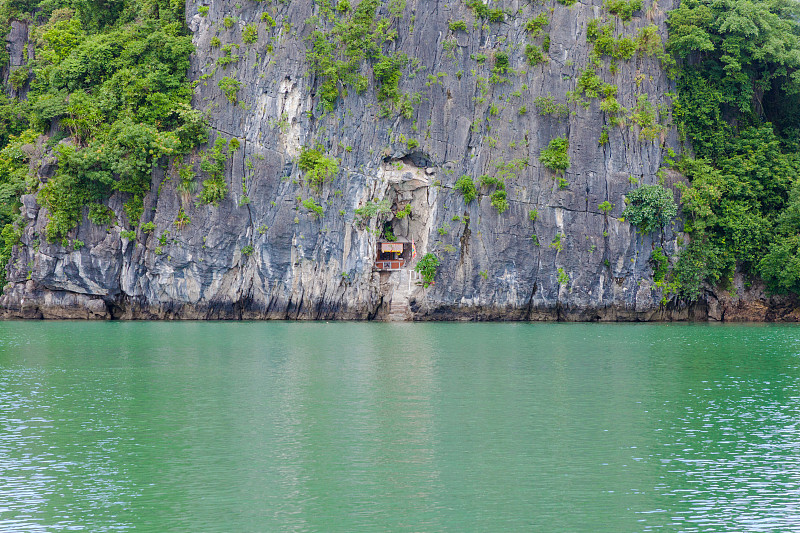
[{"left": 385, "top": 269, "right": 420, "bottom": 321}]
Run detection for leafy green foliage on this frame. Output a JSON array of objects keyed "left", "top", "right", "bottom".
[
  {"left": 88, "top": 203, "right": 114, "bottom": 225},
  {"left": 302, "top": 197, "right": 324, "bottom": 219},
  {"left": 604, "top": 0, "right": 642, "bottom": 21},
  {"left": 0, "top": 129, "right": 35, "bottom": 231},
  {"left": 598, "top": 201, "right": 613, "bottom": 214},
  {"left": 550, "top": 232, "right": 563, "bottom": 252},
  {"left": 0, "top": 222, "right": 22, "bottom": 287},
  {"left": 629, "top": 95, "right": 665, "bottom": 141},
  {"left": 533, "top": 95, "right": 568, "bottom": 117},
  {"left": 589, "top": 20, "right": 637, "bottom": 60},
  {"left": 298, "top": 146, "right": 338, "bottom": 190},
  {"left": 525, "top": 13, "right": 549, "bottom": 36},
  {"left": 454, "top": 175, "right": 477, "bottom": 203},
  {"left": 490, "top": 189, "right": 508, "bottom": 213},
  {"left": 354, "top": 198, "right": 390, "bottom": 223},
  {"left": 570, "top": 64, "right": 607, "bottom": 104},
  {"left": 198, "top": 178, "right": 227, "bottom": 206},
  {"left": 198, "top": 137, "right": 232, "bottom": 206},
  {"left": 466, "top": 0, "right": 504, "bottom": 21},
  {"left": 2, "top": 4, "right": 208, "bottom": 242},
  {"left": 539, "top": 137, "right": 570, "bottom": 174},
  {"left": 395, "top": 203, "right": 411, "bottom": 218},
  {"left": 373, "top": 52, "right": 408, "bottom": 103},
  {"left": 174, "top": 207, "right": 190, "bottom": 229},
  {"left": 305, "top": 0, "right": 406, "bottom": 113},
  {"left": 621, "top": 184, "right": 678, "bottom": 234},
  {"left": 218, "top": 77, "right": 242, "bottom": 104},
  {"left": 525, "top": 44, "right": 545, "bottom": 65},
  {"left": 242, "top": 23, "right": 258, "bottom": 44},
  {"left": 665, "top": 0, "right": 800, "bottom": 299},
  {"left": 668, "top": 0, "right": 800, "bottom": 117},
  {"left": 650, "top": 246, "right": 669, "bottom": 282},
  {"left": 448, "top": 20, "right": 467, "bottom": 31},
  {"left": 415, "top": 252, "right": 440, "bottom": 287}
]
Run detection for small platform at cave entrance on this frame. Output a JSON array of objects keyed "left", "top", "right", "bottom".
[{"left": 374, "top": 238, "right": 414, "bottom": 271}]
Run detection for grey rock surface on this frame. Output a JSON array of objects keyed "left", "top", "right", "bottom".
[{"left": 3, "top": 0, "right": 794, "bottom": 320}]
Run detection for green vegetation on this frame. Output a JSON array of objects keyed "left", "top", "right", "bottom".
[
  {"left": 490, "top": 51, "right": 511, "bottom": 83},
  {"left": 298, "top": 146, "right": 338, "bottom": 190},
  {"left": 525, "top": 44, "right": 545, "bottom": 66},
  {"left": 525, "top": 13, "right": 549, "bottom": 36},
  {"left": 198, "top": 138, "right": 233, "bottom": 206},
  {"left": 0, "top": 0, "right": 208, "bottom": 258},
  {"left": 557, "top": 267, "right": 569, "bottom": 285},
  {"left": 604, "top": 0, "right": 642, "bottom": 21},
  {"left": 466, "top": 0, "right": 504, "bottom": 21},
  {"left": 475, "top": 160, "right": 528, "bottom": 215},
  {"left": 174, "top": 208, "right": 190, "bottom": 229},
  {"left": 395, "top": 204, "right": 412, "bottom": 218},
  {"left": 663, "top": 0, "right": 800, "bottom": 299},
  {"left": 217, "top": 44, "right": 240, "bottom": 68},
  {"left": 539, "top": 137, "right": 570, "bottom": 174},
  {"left": 650, "top": 246, "right": 669, "bottom": 282},
  {"left": 598, "top": 201, "right": 613, "bottom": 214},
  {"left": 454, "top": 175, "right": 477, "bottom": 203},
  {"left": 218, "top": 77, "right": 242, "bottom": 104},
  {"left": 415, "top": 252, "right": 440, "bottom": 287},
  {"left": 242, "top": 23, "right": 258, "bottom": 44},
  {"left": 621, "top": 184, "right": 677, "bottom": 235},
  {"left": 448, "top": 20, "right": 467, "bottom": 31},
  {"left": 305, "top": 0, "right": 409, "bottom": 113},
  {"left": 490, "top": 189, "right": 508, "bottom": 213},
  {"left": 533, "top": 95, "right": 569, "bottom": 118},
  {"left": 588, "top": 20, "right": 636, "bottom": 60},
  {"left": 550, "top": 233, "right": 563, "bottom": 252},
  {"left": 629, "top": 95, "right": 664, "bottom": 141},
  {"left": 354, "top": 198, "right": 391, "bottom": 223},
  {"left": 302, "top": 198, "right": 324, "bottom": 219}
]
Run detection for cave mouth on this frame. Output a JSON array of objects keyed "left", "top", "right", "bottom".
[{"left": 382, "top": 150, "right": 431, "bottom": 168}]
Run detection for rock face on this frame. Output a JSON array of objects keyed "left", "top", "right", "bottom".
[{"left": 2, "top": 0, "right": 798, "bottom": 320}]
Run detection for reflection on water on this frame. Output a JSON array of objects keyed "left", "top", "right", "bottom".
[{"left": 1, "top": 322, "right": 799, "bottom": 532}]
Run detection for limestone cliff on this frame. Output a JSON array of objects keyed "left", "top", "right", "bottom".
[{"left": 2, "top": 0, "right": 796, "bottom": 320}]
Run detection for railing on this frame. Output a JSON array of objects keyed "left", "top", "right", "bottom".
[
  {"left": 408, "top": 269, "right": 422, "bottom": 290},
  {"left": 375, "top": 259, "right": 406, "bottom": 271}
]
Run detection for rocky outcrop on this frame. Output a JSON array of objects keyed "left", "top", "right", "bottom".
[{"left": 2, "top": 0, "right": 798, "bottom": 320}]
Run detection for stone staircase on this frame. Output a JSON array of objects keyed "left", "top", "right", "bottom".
[{"left": 385, "top": 269, "right": 421, "bottom": 321}]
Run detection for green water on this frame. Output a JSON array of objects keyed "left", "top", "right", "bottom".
[{"left": 1, "top": 322, "right": 799, "bottom": 532}]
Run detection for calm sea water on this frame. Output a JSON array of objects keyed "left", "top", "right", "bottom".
[{"left": 1, "top": 322, "right": 799, "bottom": 532}]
